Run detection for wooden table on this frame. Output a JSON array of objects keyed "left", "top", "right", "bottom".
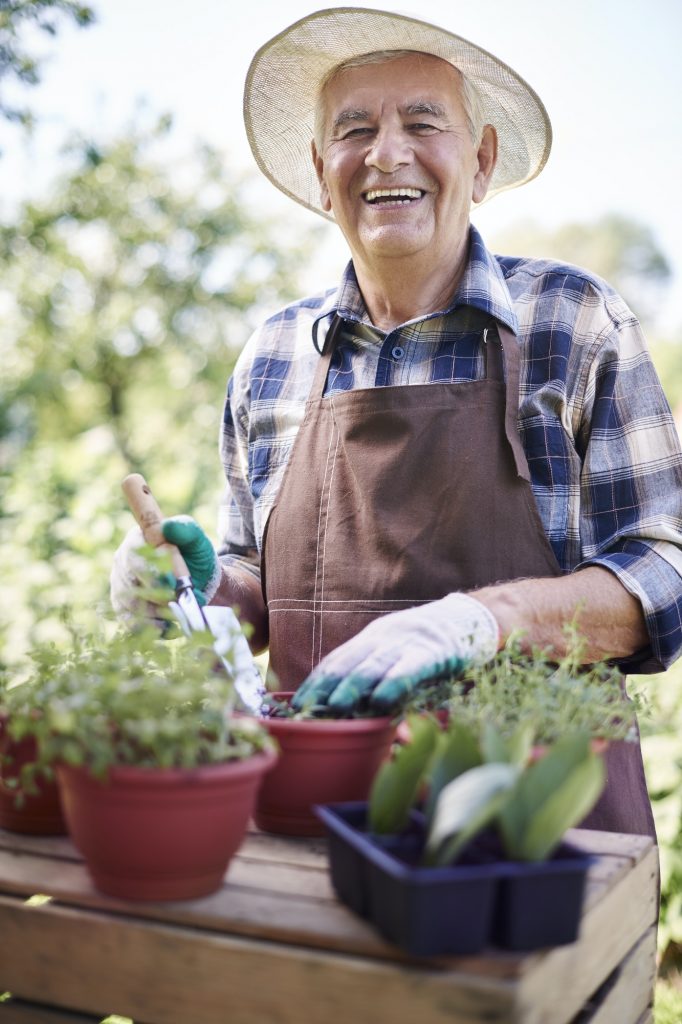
[{"left": 0, "top": 824, "right": 658, "bottom": 1024}]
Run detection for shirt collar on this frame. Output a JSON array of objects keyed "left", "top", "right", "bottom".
[
  {"left": 455, "top": 225, "right": 519, "bottom": 334},
  {"left": 312, "top": 224, "right": 518, "bottom": 349}
]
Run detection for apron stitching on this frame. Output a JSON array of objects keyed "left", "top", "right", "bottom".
[
  {"left": 317, "top": 422, "right": 341, "bottom": 665},
  {"left": 268, "top": 598, "right": 433, "bottom": 606},
  {"left": 270, "top": 606, "right": 427, "bottom": 614},
  {"left": 311, "top": 418, "right": 338, "bottom": 673}
]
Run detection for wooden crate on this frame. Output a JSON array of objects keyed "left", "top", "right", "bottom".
[{"left": 0, "top": 825, "right": 658, "bottom": 1024}]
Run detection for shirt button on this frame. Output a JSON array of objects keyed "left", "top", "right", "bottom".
[{"left": 391, "top": 345, "right": 405, "bottom": 360}]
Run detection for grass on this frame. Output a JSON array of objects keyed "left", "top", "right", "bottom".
[{"left": 654, "top": 974, "right": 682, "bottom": 1023}]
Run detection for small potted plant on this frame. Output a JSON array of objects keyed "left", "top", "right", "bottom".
[
  {"left": 0, "top": 705, "right": 66, "bottom": 836},
  {"left": 254, "top": 692, "right": 397, "bottom": 836},
  {"left": 317, "top": 718, "right": 605, "bottom": 955},
  {"left": 6, "top": 623, "right": 277, "bottom": 901}
]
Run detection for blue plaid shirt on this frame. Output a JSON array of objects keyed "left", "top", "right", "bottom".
[{"left": 220, "top": 226, "right": 682, "bottom": 672}]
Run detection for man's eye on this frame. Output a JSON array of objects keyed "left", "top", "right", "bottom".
[
  {"left": 409, "top": 123, "right": 439, "bottom": 134},
  {"left": 341, "top": 127, "right": 373, "bottom": 139}
]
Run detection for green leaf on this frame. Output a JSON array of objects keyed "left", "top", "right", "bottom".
[
  {"left": 507, "top": 721, "right": 536, "bottom": 766},
  {"left": 480, "top": 721, "right": 509, "bottom": 763},
  {"left": 425, "top": 762, "right": 519, "bottom": 866},
  {"left": 423, "top": 719, "right": 482, "bottom": 821},
  {"left": 368, "top": 715, "right": 438, "bottom": 834},
  {"left": 499, "top": 734, "right": 606, "bottom": 861}
]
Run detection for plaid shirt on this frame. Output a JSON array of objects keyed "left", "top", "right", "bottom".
[{"left": 220, "top": 226, "right": 682, "bottom": 672}]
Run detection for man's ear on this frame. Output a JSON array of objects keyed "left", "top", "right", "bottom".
[
  {"left": 472, "top": 125, "right": 498, "bottom": 204},
  {"left": 311, "top": 140, "right": 332, "bottom": 213}
]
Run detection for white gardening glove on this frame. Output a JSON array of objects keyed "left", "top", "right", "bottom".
[
  {"left": 110, "top": 520, "right": 221, "bottom": 621},
  {"left": 292, "top": 593, "right": 499, "bottom": 716}
]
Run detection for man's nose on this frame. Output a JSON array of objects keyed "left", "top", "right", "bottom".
[{"left": 364, "top": 127, "right": 411, "bottom": 172}]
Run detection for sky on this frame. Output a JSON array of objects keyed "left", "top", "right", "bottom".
[{"left": 2, "top": 0, "right": 681, "bottom": 329}]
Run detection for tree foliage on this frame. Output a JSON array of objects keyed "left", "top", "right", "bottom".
[
  {"left": 490, "top": 213, "right": 672, "bottom": 326},
  {"left": 0, "top": 120, "right": 319, "bottom": 658},
  {"left": 0, "top": 0, "right": 95, "bottom": 130}
]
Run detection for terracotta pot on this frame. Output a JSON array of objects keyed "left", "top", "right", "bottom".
[
  {"left": 255, "top": 694, "right": 395, "bottom": 836},
  {"left": 0, "top": 716, "right": 66, "bottom": 835},
  {"left": 56, "top": 750, "right": 277, "bottom": 901}
]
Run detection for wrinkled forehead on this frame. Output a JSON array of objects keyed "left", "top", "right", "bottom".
[{"left": 320, "top": 50, "right": 464, "bottom": 107}]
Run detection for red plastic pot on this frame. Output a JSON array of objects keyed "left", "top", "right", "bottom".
[
  {"left": 56, "top": 750, "right": 277, "bottom": 901},
  {"left": 255, "top": 694, "right": 396, "bottom": 836},
  {"left": 0, "top": 717, "right": 66, "bottom": 835}
]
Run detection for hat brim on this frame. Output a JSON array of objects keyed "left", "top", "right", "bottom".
[{"left": 244, "top": 6, "right": 552, "bottom": 221}]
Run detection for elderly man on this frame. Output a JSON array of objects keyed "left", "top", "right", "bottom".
[{"left": 112, "top": 9, "right": 682, "bottom": 838}]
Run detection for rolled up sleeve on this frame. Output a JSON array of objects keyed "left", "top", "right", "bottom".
[
  {"left": 218, "top": 368, "right": 262, "bottom": 586},
  {"left": 575, "top": 313, "right": 682, "bottom": 671}
]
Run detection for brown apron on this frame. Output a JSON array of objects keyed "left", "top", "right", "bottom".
[{"left": 262, "top": 315, "right": 655, "bottom": 838}]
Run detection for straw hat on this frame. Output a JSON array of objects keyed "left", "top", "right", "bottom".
[{"left": 244, "top": 6, "right": 552, "bottom": 221}]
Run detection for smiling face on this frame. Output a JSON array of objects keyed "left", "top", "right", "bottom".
[{"left": 312, "top": 53, "right": 497, "bottom": 271}]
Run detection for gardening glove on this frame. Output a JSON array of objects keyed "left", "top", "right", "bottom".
[
  {"left": 110, "top": 515, "right": 221, "bottom": 621},
  {"left": 292, "top": 593, "right": 499, "bottom": 717}
]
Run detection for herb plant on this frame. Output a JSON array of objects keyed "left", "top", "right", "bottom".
[
  {"left": 445, "top": 627, "right": 639, "bottom": 745},
  {"left": 1, "top": 623, "right": 275, "bottom": 779}
]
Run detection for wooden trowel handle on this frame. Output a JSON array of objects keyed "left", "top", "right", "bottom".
[{"left": 121, "top": 473, "right": 190, "bottom": 579}]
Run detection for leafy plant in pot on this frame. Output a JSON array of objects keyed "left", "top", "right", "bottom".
[
  {"left": 444, "top": 627, "right": 639, "bottom": 751},
  {"left": 8, "top": 623, "right": 277, "bottom": 901},
  {"left": 316, "top": 636, "right": 627, "bottom": 955},
  {"left": 254, "top": 691, "right": 396, "bottom": 837},
  {"left": 0, "top": 709, "right": 66, "bottom": 836}
]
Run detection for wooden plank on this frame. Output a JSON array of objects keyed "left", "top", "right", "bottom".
[
  {"left": 0, "top": 825, "right": 330, "bottom": 871},
  {"left": 0, "top": 844, "right": 638, "bottom": 971},
  {"left": 0, "top": 832, "right": 76, "bottom": 860},
  {"left": 0, "top": 825, "right": 648, "bottom": 872},
  {"left": 634, "top": 1010, "right": 653, "bottom": 1024},
  {"left": 571, "top": 926, "right": 656, "bottom": 1024},
  {"left": 562, "top": 829, "right": 652, "bottom": 862},
  {"left": 0, "top": 830, "right": 656, "bottom": 970},
  {"left": 0, "top": 841, "right": 336, "bottom": 904},
  {"left": 0, "top": 996, "right": 103, "bottom": 1023},
  {"left": 0, "top": 852, "right": 397, "bottom": 959},
  {"left": 0, "top": 897, "right": 521, "bottom": 1024},
  {"left": 514, "top": 846, "right": 659, "bottom": 1024}
]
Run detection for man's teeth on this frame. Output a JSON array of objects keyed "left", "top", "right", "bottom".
[{"left": 365, "top": 188, "right": 423, "bottom": 203}]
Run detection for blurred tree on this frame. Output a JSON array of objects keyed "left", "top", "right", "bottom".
[
  {"left": 0, "top": 0, "right": 95, "bottom": 132},
  {"left": 0, "top": 119, "right": 320, "bottom": 657},
  {"left": 490, "top": 213, "right": 672, "bottom": 326}
]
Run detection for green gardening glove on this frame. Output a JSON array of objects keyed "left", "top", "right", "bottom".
[
  {"left": 161, "top": 516, "right": 221, "bottom": 605},
  {"left": 292, "top": 593, "right": 499, "bottom": 717}
]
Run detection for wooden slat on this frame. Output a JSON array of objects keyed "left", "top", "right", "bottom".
[
  {"left": 0, "top": 849, "right": 399, "bottom": 959},
  {"left": 571, "top": 927, "right": 657, "bottom": 1024},
  {"left": 0, "top": 824, "right": 330, "bottom": 870},
  {"left": 0, "top": 832, "right": 76, "bottom": 860},
  {"left": 514, "top": 846, "right": 659, "bottom": 1024},
  {"left": 0, "top": 896, "right": 521, "bottom": 1024},
  {"left": 562, "top": 829, "right": 652, "bottom": 862},
  {"left": 0, "top": 829, "right": 657, "bottom": 971},
  {"left": 0, "top": 996, "right": 103, "bottom": 1023}
]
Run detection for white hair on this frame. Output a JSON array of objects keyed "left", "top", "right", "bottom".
[{"left": 313, "top": 49, "right": 487, "bottom": 150}]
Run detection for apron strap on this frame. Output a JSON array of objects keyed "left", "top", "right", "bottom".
[
  {"left": 495, "top": 323, "right": 531, "bottom": 482},
  {"left": 311, "top": 314, "right": 344, "bottom": 399}
]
